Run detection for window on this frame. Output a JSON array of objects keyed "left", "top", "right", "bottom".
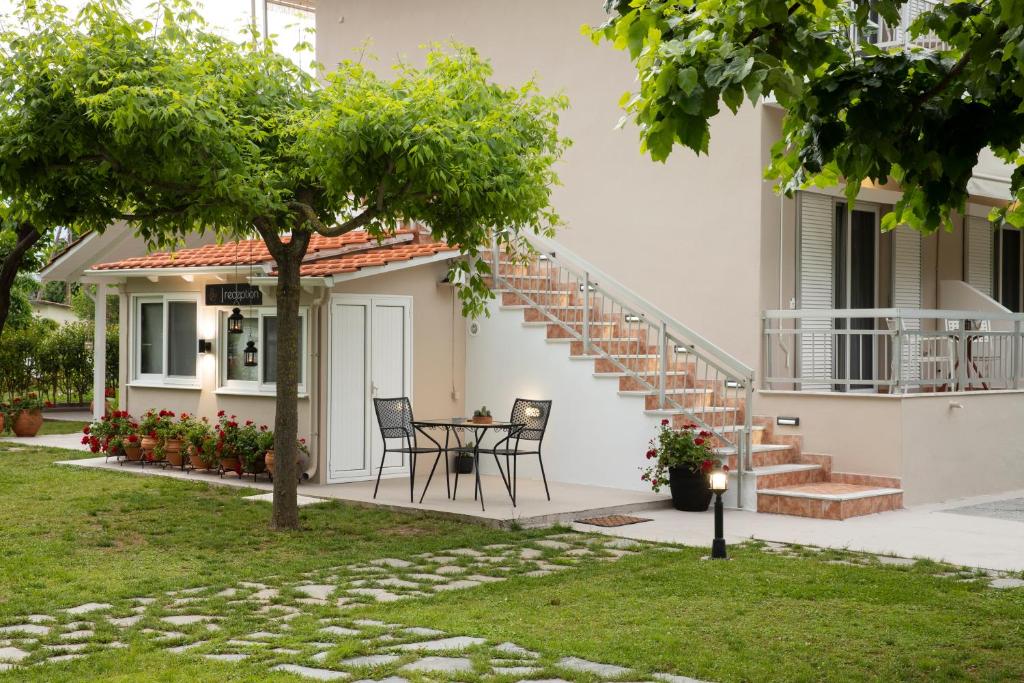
[
  {"left": 220, "top": 308, "right": 307, "bottom": 394},
  {"left": 133, "top": 295, "right": 199, "bottom": 385}
]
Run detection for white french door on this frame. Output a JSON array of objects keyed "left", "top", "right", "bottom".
[{"left": 327, "top": 295, "right": 413, "bottom": 483}]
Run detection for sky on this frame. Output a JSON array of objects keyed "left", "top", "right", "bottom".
[{"left": 0, "top": 0, "right": 315, "bottom": 68}]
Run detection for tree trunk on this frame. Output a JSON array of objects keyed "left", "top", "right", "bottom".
[
  {"left": 0, "top": 221, "right": 41, "bottom": 338},
  {"left": 259, "top": 226, "right": 311, "bottom": 531}
]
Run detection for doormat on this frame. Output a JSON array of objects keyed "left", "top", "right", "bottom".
[{"left": 575, "top": 514, "right": 652, "bottom": 528}]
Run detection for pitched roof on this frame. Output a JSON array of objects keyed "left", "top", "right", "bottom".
[{"left": 89, "top": 228, "right": 457, "bottom": 278}]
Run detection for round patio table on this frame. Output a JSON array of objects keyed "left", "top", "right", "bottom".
[{"left": 413, "top": 418, "right": 524, "bottom": 511}]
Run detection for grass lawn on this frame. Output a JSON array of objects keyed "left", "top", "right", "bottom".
[
  {"left": 37, "top": 418, "right": 90, "bottom": 435},
  {"left": 1, "top": 441, "right": 1023, "bottom": 682}
]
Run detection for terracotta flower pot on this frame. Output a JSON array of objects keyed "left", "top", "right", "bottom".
[
  {"left": 0, "top": 413, "right": 5, "bottom": 433},
  {"left": 164, "top": 438, "right": 184, "bottom": 467},
  {"left": 12, "top": 409, "right": 43, "bottom": 437},
  {"left": 123, "top": 444, "right": 143, "bottom": 461},
  {"left": 187, "top": 446, "right": 210, "bottom": 470},
  {"left": 219, "top": 456, "right": 242, "bottom": 476},
  {"left": 472, "top": 416, "right": 493, "bottom": 425},
  {"left": 140, "top": 435, "right": 159, "bottom": 461}
]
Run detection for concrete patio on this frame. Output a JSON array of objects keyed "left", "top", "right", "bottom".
[
  {"left": 57, "top": 455, "right": 670, "bottom": 528},
  {"left": 573, "top": 488, "right": 1024, "bottom": 572}
]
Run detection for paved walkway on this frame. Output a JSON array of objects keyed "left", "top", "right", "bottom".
[
  {"left": 0, "top": 533, "right": 705, "bottom": 682},
  {"left": 0, "top": 433, "right": 90, "bottom": 450},
  {"left": 574, "top": 488, "right": 1024, "bottom": 572}
]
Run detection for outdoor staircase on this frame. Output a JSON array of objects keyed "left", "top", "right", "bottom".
[{"left": 491, "top": 245, "right": 903, "bottom": 520}]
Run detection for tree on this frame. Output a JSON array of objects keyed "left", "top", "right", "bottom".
[
  {"left": 3, "top": 0, "right": 568, "bottom": 529},
  {"left": 588, "top": 0, "right": 1024, "bottom": 232}
]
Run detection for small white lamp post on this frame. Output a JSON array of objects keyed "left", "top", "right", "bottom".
[{"left": 709, "top": 467, "right": 729, "bottom": 559}]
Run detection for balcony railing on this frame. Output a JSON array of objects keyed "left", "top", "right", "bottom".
[
  {"left": 763, "top": 308, "right": 1024, "bottom": 393},
  {"left": 855, "top": 0, "right": 947, "bottom": 52}
]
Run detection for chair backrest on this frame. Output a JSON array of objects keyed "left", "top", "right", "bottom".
[
  {"left": 510, "top": 398, "right": 552, "bottom": 442},
  {"left": 373, "top": 397, "right": 414, "bottom": 440}
]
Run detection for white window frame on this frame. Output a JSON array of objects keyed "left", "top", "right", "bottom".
[
  {"left": 218, "top": 307, "right": 308, "bottom": 395},
  {"left": 131, "top": 293, "right": 201, "bottom": 387}
]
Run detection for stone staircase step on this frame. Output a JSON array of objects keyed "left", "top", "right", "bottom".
[
  {"left": 751, "top": 463, "right": 824, "bottom": 489},
  {"left": 757, "top": 483, "right": 904, "bottom": 520}
]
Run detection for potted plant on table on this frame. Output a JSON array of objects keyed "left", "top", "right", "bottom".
[
  {"left": 641, "top": 419, "right": 725, "bottom": 512},
  {"left": 2, "top": 393, "right": 50, "bottom": 437},
  {"left": 471, "top": 406, "right": 493, "bottom": 424}
]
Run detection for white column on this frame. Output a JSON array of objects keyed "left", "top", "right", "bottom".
[{"left": 93, "top": 282, "right": 107, "bottom": 420}]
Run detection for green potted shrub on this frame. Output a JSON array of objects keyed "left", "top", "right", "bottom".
[
  {"left": 236, "top": 421, "right": 267, "bottom": 476},
  {"left": 641, "top": 419, "right": 724, "bottom": 512},
  {"left": 2, "top": 393, "right": 50, "bottom": 437},
  {"left": 471, "top": 405, "right": 493, "bottom": 424}
]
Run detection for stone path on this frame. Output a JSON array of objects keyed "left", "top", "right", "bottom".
[{"left": 0, "top": 533, "right": 708, "bottom": 681}]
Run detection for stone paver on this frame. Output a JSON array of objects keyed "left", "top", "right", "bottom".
[
  {"left": 339, "top": 654, "right": 401, "bottom": 667},
  {"left": 558, "top": 656, "right": 632, "bottom": 677},
  {"left": 0, "top": 647, "right": 30, "bottom": 663},
  {"left": 272, "top": 663, "right": 349, "bottom": 680},
  {"left": 392, "top": 636, "right": 485, "bottom": 652},
  {"left": 64, "top": 603, "right": 112, "bottom": 615},
  {"left": 400, "top": 656, "right": 473, "bottom": 674}
]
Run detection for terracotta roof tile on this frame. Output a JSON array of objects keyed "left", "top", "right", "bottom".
[{"left": 91, "top": 229, "right": 457, "bottom": 278}]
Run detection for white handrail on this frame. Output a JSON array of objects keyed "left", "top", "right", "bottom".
[
  {"left": 522, "top": 233, "right": 755, "bottom": 382},
  {"left": 765, "top": 308, "right": 1024, "bottom": 322}
]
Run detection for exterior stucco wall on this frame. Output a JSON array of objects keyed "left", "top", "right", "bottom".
[
  {"left": 118, "top": 259, "right": 464, "bottom": 484},
  {"left": 316, "top": 0, "right": 767, "bottom": 368}
]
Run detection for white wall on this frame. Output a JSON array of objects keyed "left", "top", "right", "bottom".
[{"left": 466, "top": 301, "right": 662, "bottom": 492}]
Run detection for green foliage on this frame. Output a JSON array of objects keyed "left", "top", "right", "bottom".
[
  {"left": 6, "top": 273, "right": 38, "bottom": 329},
  {"left": 589, "top": 0, "right": 1024, "bottom": 232}
]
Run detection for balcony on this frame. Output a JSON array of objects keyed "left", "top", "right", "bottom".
[
  {"left": 763, "top": 308, "right": 1024, "bottom": 393},
  {"left": 856, "top": 0, "right": 947, "bottom": 52}
]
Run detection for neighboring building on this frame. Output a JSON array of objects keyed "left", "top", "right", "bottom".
[
  {"left": 30, "top": 299, "right": 79, "bottom": 326},
  {"left": 41, "top": 0, "right": 1024, "bottom": 519}
]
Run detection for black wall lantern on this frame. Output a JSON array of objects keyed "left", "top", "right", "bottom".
[
  {"left": 243, "top": 340, "right": 259, "bottom": 367},
  {"left": 227, "top": 307, "right": 244, "bottom": 334},
  {"left": 197, "top": 339, "right": 212, "bottom": 354}
]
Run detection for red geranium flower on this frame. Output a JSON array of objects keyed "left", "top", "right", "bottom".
[
  {"left": 694, "top": 437, "right": 705, "bottom": 446},
  {"left": 660, "top": 419, "right": 669, "bottom": 426},
  {"left": 700, "top": 459, "right": 713, "bottom": 473},
  {"left": 645, "top": 448, "right": 656, "bottom": 459},
  {"left": 82, "top": 425, "right": 91, "bottom": 435},
  {"left": 217, "top": 410, "right": 226, "bottom": 418}
]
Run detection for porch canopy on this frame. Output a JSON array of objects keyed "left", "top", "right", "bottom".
[{"left": 969, "top": 148, "right": 1016, "bottom": 203}]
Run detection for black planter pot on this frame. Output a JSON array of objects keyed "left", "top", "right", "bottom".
[
  {"left": 668, "top": 467, "right": 713, "bottom": 512},
  {"left": 454, "top": 454, "right": 474, "bottom": 475}
]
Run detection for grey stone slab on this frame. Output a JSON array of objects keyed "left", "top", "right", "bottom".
[
  {"left": 272, "top": 664, "right": 349, "bottom": 680},
  {"left": 353, "top": 620, "right": 393, "bottom": 628},
  {"left": 297, "top": 584, "right": 337, "bottom": 600},
  {"left": 252, "top": 588, "right": 280, "bottom": 600},
  {"left": 215, "top": 588, "right": 238, "bottom": 598},
  {"left": 432, "top": 580, "right": 481, "bottom": 591},
  {"left": 466, "top": 575, "right": 505, "bottom": 583},
  {"left": 523, "top": 570, "right": 552, "bottom": 578},
  {"left": 603, "top": 538, "right": 645, "bottom": 549},
  {"left": 162, "top": 615, "right": 216, "bottom": 626},
  {"left": 494, "top": 642, "right": 539, "bottom": 658},
  {"left": 60, "top": 629, "right": 94, "bottom": 640},
  {"left": 430, "top": 556, "right": 458, "bottom": 564},
  {"left": 406, "top": 573, "right": 449, "bottom": 583},
  {"left": 0, "top": 624, "right": 49, "bottom": 636},
  {"left": 166, "top": 641, "right": 209, "bottom": 654},
  {"left": 533, "top": 540, "right": 571, "bottom": 550},
  {"left": 347, "top": 588, "right": 404, "bottom": 602},
  {"left": 351, "top": 678, "right": 409, "bottom": 683},
  {"left": 245, "top": 631, "right": 280, "bottom": 640},
  {"left": 434, "top": 565, "right": 465, "bottom": 575},
  {"left": 64, "top": 602, "right": 112, "bottom": 615},
  {"left": 339, "top": 654, "right": 401, "bottom": 667},
  {"left": 401, "top": 656, "right": 473, "bottom": 673},
  {"left": 108, "top": 615, "right": 143, "bottom": 628},
  {"left": 653, "top": 673, "right": 708, "bottom": 683},
  {"left": 24, "top": 615, "right": 54, "bottom": 624},
  {"left": 402, "top": 627, "right": 445, "bottom": 637},
  {"left": 204, "top": 653, "right": 249, "bottom": 662},
  {"left": 369, "top": 558, "right": 413, "bottom": 568},
  {"left": 557, "top": 656, "right": 631, "bottom": 677},
  {"left": 990, "top": 577, "right": 1024, "bottom": 589},
  {"left": 44, "top": 653, "right": 84, "bottom": 664},
  {"left": 393, "top": 636, "right": 485, "bottom": 652},
  {"left": 45, "top": 643, "right": 88, "bottom": 653},
  {"left": 448, "top": 548, "right": 484, "bottom": 557},
  {"left": 515, "top": 679, "right": 570, "bottom": 683},
  {"left": 273, "top": 648, "right": 302, "bottom": 655},
  {"left": 321, "top": 626, "right": 362, "bottom": 637},
  {"left": 877, "top": 556, "right": 916, "bottom": 567},
  {"left": 519, "top": 548, "right": 543, "bottom": 560},
  {"left": 0, "top": 647, "right": 30, "bottom": 663}
]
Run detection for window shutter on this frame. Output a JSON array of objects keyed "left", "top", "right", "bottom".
[
  {"left": 891, "top": 226, "right": 922, "bottom": 383},
  {"left": 797, "top": 191, "right": 835, "bottom": 389},
  {"left": 965, "top": 215, "right": 994, "bottom": 296}
]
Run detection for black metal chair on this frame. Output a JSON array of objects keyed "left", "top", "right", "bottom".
[
  {"left": 482, "top": 399, "right": 552, "bottom": 505},
  {"left": 372, "top": 397, "right": 443, "bottom": 503}
]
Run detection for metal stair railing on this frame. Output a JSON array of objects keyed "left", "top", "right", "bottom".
[{"left": 490, "top": 234, "right": 756, "bottom": 507}]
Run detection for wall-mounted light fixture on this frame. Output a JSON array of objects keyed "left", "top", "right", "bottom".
[
  {"left": 674, "top": 344, "right": 691, "bottom": 354},
  {"left": 724, "top": 380, "right": 743, "bottom": 389},
  {"left": 197, "top": 339, "right": 213, "bottom": 354},
  {"left": 243, "top": 340, "right": 259, "bottom": 367},
  {"left": 227, "top": 307, "right": 245, "bottom": 334},
  {"left": 624, "top": 314, "right": 641, "bottom": 323},
  {"left": 776, "top": 416, "right": 800, "bottom": 427}
]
